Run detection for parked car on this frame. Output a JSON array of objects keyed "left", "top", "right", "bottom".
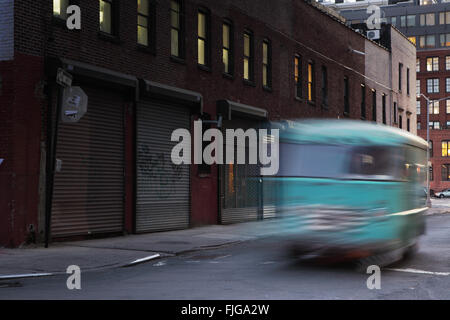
[{"left": 435, "top": 189, "right": 450, "bottom": 198}]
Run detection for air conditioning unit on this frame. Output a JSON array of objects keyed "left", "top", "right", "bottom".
[{"left": 367, "top": 29, "right": 380, "bottom": 40}]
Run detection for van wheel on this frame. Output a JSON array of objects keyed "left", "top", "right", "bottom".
[
  {"left": 440, "top": 194, "right": 444, "bottom": 198},
  {"left": 403, "top": 243, "right": 419, "bottom": 260}
]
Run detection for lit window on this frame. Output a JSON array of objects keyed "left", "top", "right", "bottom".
[
  {"left": 243, "top": 31, "right": 253, "bottom": 81},
  {"left": 53, "top": 0, "right": 69, "bottom": 19},
  {"left": 222, "top": 22, "right": 233, "bottom": 75},
  {"left": 429, "top": 100, "right": 439, "bottom": 114},
  {"left": 99, "top": 0, "right": 113, "bottom": 34},
  {"left": 443, "top": 141, "right": 450, "bottom": 157},
  {"left": 440, "top": 33, "right": 450, "bottom": 47},
  {"left": 308, "top": 62, "right": 315, "bottom": 102},
  {"left": 426, "top": 57, "right": 439, "bottom": 71},
  {"left": 197, "top": 10, "right": 210, "bottom": 67},
  {"left": 447, "top": 100, "right": 450, "bottom": 113},
  {"left": 408, "top": 37, "right": 416, "bottom": 45},
  {"left": 419, "top": 36, "right": 425, "bottom": 48},
  {"left": 426, "top": 13, "right": 435, "bottom": 26},
  {"left": 441, "top": 12, "right": 450, "bottom": 24},
  {"left": 137, "top": 0, "right": 150, "bottom": 46},
  {"left": 262, "top": 40, "right": 271, "bottom": 88}
]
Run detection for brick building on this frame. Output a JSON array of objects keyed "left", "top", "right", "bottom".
[
  {"left": 333, "top": 0, "right": 450, "bottom": 193},
  {"left": 0, "top": 0, "right": 415, "bottom": 247}
]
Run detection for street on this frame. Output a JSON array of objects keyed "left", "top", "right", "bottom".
[{"left": 1, "top": 213, "right": 449, "bottom": 300}]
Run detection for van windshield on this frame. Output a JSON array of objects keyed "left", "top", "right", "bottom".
[{"left": 277, "top": 143, "right": 404, "bottom": 179}]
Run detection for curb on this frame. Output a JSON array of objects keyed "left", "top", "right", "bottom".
[
  {"left": 121, "top": 254, "right": 161, "bottom": 268},
  {"left": 0, "top": 237, "right": 254, "bottom": 280}
]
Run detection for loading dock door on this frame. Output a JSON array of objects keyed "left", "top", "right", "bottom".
[{"left": 136, "top": 101, "right": 191, "bottom": 232}]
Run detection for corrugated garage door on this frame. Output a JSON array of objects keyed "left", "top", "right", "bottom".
[
  {"left": 220, "top": 119, "right": 261, "bottom": 224},
  {"left": 51, "top": 87, "right": 125, "bottom": 238},
  {"left": 136, "top": 101, "right": 190, "bottom": 233}
]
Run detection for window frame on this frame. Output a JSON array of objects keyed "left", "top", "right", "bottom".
[
  {"left": 262, "top": 39, "right": 272, "bottom": 90},
  {"left": 170, "top": 0, "right": 185, "bottom": 60},
  {"left": 321, "top": 65, "right": 328, "bottom": 108},
  {"left": 360, "top": 83, "right": 366, "bottom": 119},
  {"left": 426, "top": 57, "right": 439, "bottom": 71},
  {"left": 53, "top": 0, "right": 70, "bottom": 20},
  {"left": 243, "top": 29, "right": 254, "bottom": 83},
  {"left": 372, "top": 89, "right": 376, "bottom": 122},
  {"left": 429, "top": 100, "right": 439, "bottom": 114},
  {"left": 407, "top": 67, "right": 410, "bottom": 95},
  {"left": 137, "top": 0, "right": 156, "bottom": 52},
  {"left": 197, "top": 7, "right": 211, "bottom": 69},
  {"left": 441, "top": 164, "right": 450, "bottom": 181},
  {"left": 427, "top": 78, "right": 440, "bottom": 93},
  {"left": 443, "top": 141, "right": 450, "bottom": 157},
  {"left": 222, "top": 19, "right": 234, "bottom": 77},
  {"left": 344, "top": 76, "right": 350, "bottom": 115},
  {"left": 99, "top": 0, "right": 118, "bottom": 37},
  {"left": 294, "top": 55, "right": 302, "bottom": 99},
  {"left": 307, "top": 61, "right": 315, "bottom": 103}
]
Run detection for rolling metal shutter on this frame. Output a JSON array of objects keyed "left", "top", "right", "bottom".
[
  {"left": 136, "top": 101, "right": 191, "bottom": 233},
  {"left": 51, "top": 87, "right": 125, "bottom": 237},
  {"left": 220, "top": 119, "right": 261, "bottom": 224}
]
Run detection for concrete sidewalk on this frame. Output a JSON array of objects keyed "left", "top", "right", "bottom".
[
  {"left": 1, "top": 206, "right": 449, "bottom": 280},
  {"left": 0, "top": 221, "right": 276, "bottom": 279}
]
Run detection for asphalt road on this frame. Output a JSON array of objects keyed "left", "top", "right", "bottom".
[{"left": 1, "top": 214, "right": 450, "bottom": 300}]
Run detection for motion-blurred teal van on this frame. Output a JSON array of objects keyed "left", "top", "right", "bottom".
[{"left": 262, "top": 119, "right": 428, "bottom": 265}]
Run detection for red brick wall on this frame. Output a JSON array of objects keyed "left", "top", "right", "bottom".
[
  {"left": 0, "top": 54, "right": 44, "bottom": 247},
  {"left": 416, "top": 49, "right": 450, "bottom": 192},
  {"left": 6, "top": 0, "right": 371, "bottom": 244}
]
